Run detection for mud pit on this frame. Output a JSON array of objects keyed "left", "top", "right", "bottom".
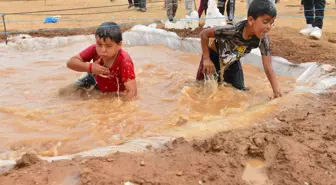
[
  {"left": 0, "top": 37, "right": 297, "bottom": 159},
  {"left": 0, "top": 26, "right": 335, "bottom": 184}
]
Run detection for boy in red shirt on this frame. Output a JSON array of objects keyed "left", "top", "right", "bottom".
[{"left": 66, "top": 22, "right": 137, "bottom": 101}]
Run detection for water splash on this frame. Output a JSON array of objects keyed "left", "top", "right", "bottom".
[{"left": 203, "top": 73, "right": 218, "bottom": 95}]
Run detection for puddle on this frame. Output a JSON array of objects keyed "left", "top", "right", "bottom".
[
  {"left": 0, "top": 41, "right": 297, "bottom": 160},
  {"left": 246, "top": 159, "right": 265, "bottom": 167},
  {"left": 124, "top": 182, "right": 138, "bottom": 185},
  {"left": 59, "top": 174, "right": 81, "bottom": 185},
  {"left": 242, "top": 159, "right": 272, "bottom": 185}
]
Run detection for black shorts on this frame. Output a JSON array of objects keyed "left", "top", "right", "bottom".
[
  {"left": 196, "top": 47, "right": 246, "bottom": 90},
  {"left": 75, "top": 73, "right": 97, "bottom": 91}
]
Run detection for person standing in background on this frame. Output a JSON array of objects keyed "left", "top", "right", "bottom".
[
  {"left": 217, "top": 0, "right": 236, "bottom": 22},
  {"left": 134, "top": 0, "right": 140, "bottom": 10},
  {"left": 128, "top": 0, "right": 134, "bottom": 8},
  {"left": 184, "top": 0, "right": 195, "bottom": 15},
  {"left": 138, "top": 0, "right": 147, "bottom": 12},
  {"left": 299, "top": 0, "right": 325, "bottom": 39},
  {"left": 166, "top": 0, "right": 179, "bottom": 21},
  {"left": 198, "top": 0, "right": 208, "bottom": 17}
]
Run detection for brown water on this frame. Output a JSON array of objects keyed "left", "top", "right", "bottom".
[
  {"left": 0, "top": 42, "right": 296, "bottom": 159},
  {"left": 242, "top": 159, "right": 270, "bottom": 185}
]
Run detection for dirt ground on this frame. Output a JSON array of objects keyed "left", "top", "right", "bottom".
[
  {"left": 0, "top": 0, "right": 336, "bottom": 185},
  {"left": 1, "top": 0, "right": 336, "bottom": 65},
  {"left": 0, "top": 0, "right": 336, "bottom": 32}
]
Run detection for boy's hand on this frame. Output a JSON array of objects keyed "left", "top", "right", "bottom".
[
  {"left": 92, "top": 59, "right": 110, "bottom": 78},
  {"left": 270, "top": 90, "right": 282, "bottom": 99},
  {"left": 203, "top": 57, "right": 216, "bottom": 74}
]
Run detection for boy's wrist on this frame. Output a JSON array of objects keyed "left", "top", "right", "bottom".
[
  {"left": 86, "top": 63, "right": 93, "bottom": 73},
  {"left": 273, "top": 86, "right": 281, "bottom": 94},
  {"left": 89, "top": 63, "right": 93, "bottom": 73}
]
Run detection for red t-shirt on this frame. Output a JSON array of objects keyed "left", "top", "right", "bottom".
[{"left": 79, "top": 44, "right": 135, "bottom": 93}]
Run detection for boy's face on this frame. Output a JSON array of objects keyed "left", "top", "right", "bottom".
[
  {"left": 95, "top": 36, "right": 122, "bottom": 60},
  {"left": 248, "top": 14, "right": 276, "bottom": 39}
]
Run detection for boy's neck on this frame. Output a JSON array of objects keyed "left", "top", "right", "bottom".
[
  {"left": 243, "top": 23, "right": 254, "bottom": 40},
  {"left": 103, "top": 50, "right": 120, "bottom": 68}
]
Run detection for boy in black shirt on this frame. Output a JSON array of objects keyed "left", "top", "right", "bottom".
[{"left": 196, "top": 0, "right": 282, "bottom": 99}]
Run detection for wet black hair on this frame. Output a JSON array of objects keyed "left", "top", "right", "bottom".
[
  {"left": 95, "top": 22, "right": 122, "bottom": 43},
  {"left": 248, "top": 0, "right": 277, "bottom": 20}
]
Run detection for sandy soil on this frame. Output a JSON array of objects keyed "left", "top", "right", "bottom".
[
  {"left": 0, "top": 0, "right": 335, "bottom": 32},
  {"left": 0, "top": 0, "right": 335, "bottom": 185}
]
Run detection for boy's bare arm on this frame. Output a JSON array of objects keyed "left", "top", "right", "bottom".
[
  {"left": 262, "top": 56, "right": 282, "bottom": 98},
  {"left": 200, "top": 28, "right": 216, "bottom": 74},
  {"left": 67, "top": 55, "right": 110, "bottom": 76},
  {"left": 122, "top": 79, "right": 137, "bottom": 101},
  {"left": 200, "top": 28, "right": 215, "bottom": 59},
  {"left": 67, "top": 55, "right": 90, "bottom": 72}
]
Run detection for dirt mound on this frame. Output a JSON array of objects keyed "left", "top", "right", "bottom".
[
  {"left": 266, "top": 92, "right": 336, "bottom": 185},
  {"left": 269, "top": 27, "right": 336, "bottom": 65},
  {"left": 14, "top": 153, "right": 41, "bottom": 169}
]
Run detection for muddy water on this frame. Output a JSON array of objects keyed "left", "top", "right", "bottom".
[
  {"left": 243, "top": 159, "right": 270, "bottom": 185},
  {"left": 0, "top": 42, "right": 296, "bottom": 159}
]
